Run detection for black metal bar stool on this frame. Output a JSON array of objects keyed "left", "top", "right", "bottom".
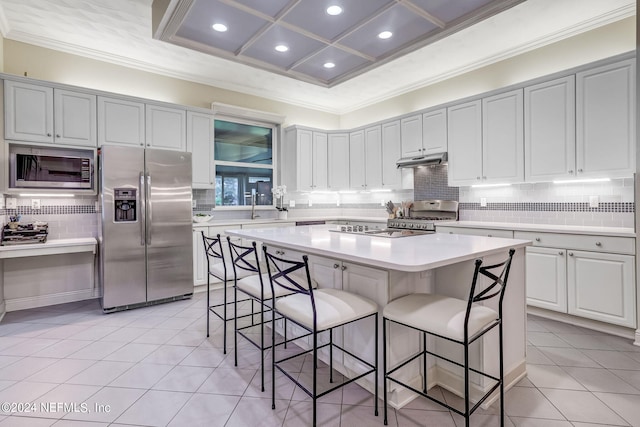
[
  {"left": 383, "top": 249, "right": 515, "bottom": 427},
  {"left": 263, "top": 245, "right": 379, "bottom": 427}
]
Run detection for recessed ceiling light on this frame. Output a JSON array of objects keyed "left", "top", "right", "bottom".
[
  {"left": 378, "top": 31, "right": 393, "bottom": 39},
  {"left": 212, "top": 23, "right": 228, "bottom": 32},
  {"left": 326, "top": 5, "right": 343, "bottom": 15},
  {"left": 324, "top": 62, "right": 336, "bottom": 69},
  {"left": 275, "top": 45, "right": 289, "bottom": 52}
]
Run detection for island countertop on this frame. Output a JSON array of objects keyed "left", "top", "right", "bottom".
[{"left": 226, "top": 225, "right": 531, "bottom": 272}]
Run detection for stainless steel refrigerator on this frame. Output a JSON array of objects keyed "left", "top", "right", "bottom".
[{"left": 99, "top": 145, "right": 193, "bottom": 312}]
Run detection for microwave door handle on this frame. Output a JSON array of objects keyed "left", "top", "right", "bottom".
[
  {"left": 146, "top": 174, "right": 152, "bottom": 246},
  {"left": 139, "top": 172, "right": 145, "bottom": 246}
]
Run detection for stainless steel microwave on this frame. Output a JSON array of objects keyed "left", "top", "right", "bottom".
[{"left": 9, "top": 145, "right": 95, "bottom": 190}]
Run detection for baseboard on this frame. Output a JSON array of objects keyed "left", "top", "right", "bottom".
[
  {"left": 5, "top": 289, "right": 98, "bottom": 312},
  {"left": 0, "top": 300, "right": 6, "bottom": 322},
  {"left": 527, "top": 306, "right": 636, "bottom": 340}
]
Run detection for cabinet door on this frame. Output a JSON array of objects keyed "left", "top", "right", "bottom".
[
  {"left": 54, "top": 89, "right": 97, "bottom": 147},
  {"left": 400, "top": 114, "right": 423, "bottom": 157},
  {"left": 349, "top": 130, "right": 366, "bottom": 190},
  {"left": 364, "top": 125, "right": 383, "bottom": 189},
  {"left": 422, "top": 108, "right": 447, "bottom": 155},
  {"left": 296, "top": 129, "right": 314, "bottom": 191},
  {"left": 567, "top": 250, "right": 636, "bottom": 328},
  {"left": 4, "top": 80, "right": 54, "bottom": 143},
  {"left": 525, "top": 247, "right": 567, "bottom": 312},
  {"left": 524, "top": 76, "right": 575, "bottom": 182},
  {"left": 312, "top": 132, "right": 328, "bottom": 190},
  {"left": 193, "top": 229, "right": 208, "bottom": 286},
  {"left": 482, "top": 89, "right": 524, "bottom": 183},
  {"left": 328, "top": 133, "right": 350, "bottom": 190},
  {"left": 98, "top": 96, "right": 145, "bottom": 147},
  {"left": 447, "top": 100, "right": 482, "bottom": 186},
  {"left": 146, "top": 104, "right": 186, "bottom": 151},
  {"left": 576, "top": 59, "right": 635, "bottom": 178},
  {"left": 187, "top": 111, "right": 214, "bottom": 188},
  {"left": 381, "top": 120, "right": 402, "bottom": 189}
]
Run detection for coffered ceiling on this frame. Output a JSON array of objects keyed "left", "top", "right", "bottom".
[
  {"left": 0, "top": 0, "right": 634, "bottom": 114},
  {"left": 153, "top": 0, "right": 525, "bottom": 87}
]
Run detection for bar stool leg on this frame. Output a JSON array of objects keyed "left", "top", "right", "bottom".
[
  {"left": 422, "top": 331, "right": 427, "bottom": 393},
  {"left": 464, "top": 339, "right": 470, "bottom": 427},
  {"left": 374, "top": 312, "right": 379, "bottom": 417},
  {"left": 329, "top": 329, "right": 333, "bottom": 383},
  {"left": 234, "top": 282, "right": 238, "bottom": 367},
  {"left": 383, "top": 317, "right": 388, "bottom": 426},
  {"left": 271, "top": 297, "right": 276, "bottom": 410},
  {"left": 500, "top": 320, "right": 505, "bottom": 427},
  {"left": 223, "top": 277, "right": 228, "bottom": 354},
  {"left": 206, "top": 273, "right": 210, "bottom": 338},
  {"left": 313, "top": 330, "right": 318, "bottom": 427}
]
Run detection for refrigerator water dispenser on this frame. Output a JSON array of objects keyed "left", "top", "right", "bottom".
[{"left": 114, "top": 188, "right": 137, "bottom": 222}]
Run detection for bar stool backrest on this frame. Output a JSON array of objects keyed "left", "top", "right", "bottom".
[
  {"left": 202, "top": 232, "right": 225, "bottom": 279},
  {"left": 262, "top": 246, "right": 316, "bottom": 311},
  {"left": 465, "top": 248, "right": 516, "bottom": 338},
  {"left": 227, "top": 238, "right": 261, "bottom": 279}
]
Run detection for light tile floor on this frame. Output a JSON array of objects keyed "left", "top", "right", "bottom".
[{"left": 0, "top": 291, "right": 638, "bottom": 426}]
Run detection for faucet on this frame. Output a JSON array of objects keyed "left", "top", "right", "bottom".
[{"left": 251, "top": 193, "right": 260, "bottom": 220}]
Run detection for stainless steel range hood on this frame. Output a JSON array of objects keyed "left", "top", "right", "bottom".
[{"left": 396, "top": 152, "right": 447, "bottom": 168}]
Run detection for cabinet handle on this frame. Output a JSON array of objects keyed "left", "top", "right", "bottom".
[
  {"left": 578, "top": 169, "right": 583, "bottom": 173},
  {"left": 482, "top": 176, "right": 487, "bottom": 180},
  {"left": 595, "top": 242, "right": 602, "bottom": 247},
  {"left": 476, "top": 177, "right": 481, "bottom": 180},
  {"left": 559, "top": 251, "right": 564, "bottom": 255},
  {"left": 568, "top": 252, "right": 574, "bottom": 256},
  {"left": 47, "top": 133, "right": 52, "bottom": 137},
  {"left": 333, "top": 264, "right": 339, "bottom": 269},
  {"left": 341, "top": 265, "right": 347, "bottom": 271},
  {"left": 487, "top": 234, "right": 492, "bottom": 237},
  {"left": 535, "top": 238, "right": 540, "bottom": 242},
  {"left": 568, "top": 170, "right": 574, "bottom": 174}
]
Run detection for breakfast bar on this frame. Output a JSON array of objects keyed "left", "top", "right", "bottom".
[{"left": 227, "top": 224, "right": 531, "bottom": 408}]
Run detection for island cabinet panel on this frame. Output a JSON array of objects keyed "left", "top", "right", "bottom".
[
  {"left": 567, "top": 250, "right": 635, "bottom": 328},
  {"left": 576, "top": 58, "right": 635, "bottom": 178},
  {"left": 525, "top": 246, "right": 568, "bottom": 312},
  {"left": 328, "top": 132, "right": 350, "bottom": 190},
  {"left": 524, "top": 76, "right": 576, "bottom": 182}
]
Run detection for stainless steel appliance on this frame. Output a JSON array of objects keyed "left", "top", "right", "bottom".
[
  {"left": 329, "top": 200, "right": 458, "bottom": 238},
  {"left": 9, "top": 144, "right": 94, "bottom": 190},
  {"left": 99, "top": 145, "right": 193, "bottom": 312}
]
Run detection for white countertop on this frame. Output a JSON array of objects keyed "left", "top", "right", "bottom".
[
  {"left": 0, "top": 237, "right": 98, "bottom": 259},
  {"left": 226, "top": 225, "right": 530, "bottom": 272},
  {"left": 437, "top": 221, "right": 635, "bottom": 238},
  {"left": 191, "top": 216, "right": 387, "bottom": 228}
]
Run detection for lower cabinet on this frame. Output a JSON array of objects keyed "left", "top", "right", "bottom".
[{"left": 516, "top": 231, "right": 636, "bottom": 328}]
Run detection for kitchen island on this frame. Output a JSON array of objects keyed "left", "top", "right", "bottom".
[{"left": 227, "top": 225, "right": 531, "bottom": 408}]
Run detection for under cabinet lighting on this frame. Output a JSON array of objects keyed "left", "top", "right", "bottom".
[
  {"left": 211, "top": 23, "right": 228, "bottom": 32},
  {"left": 553, "top": 178, "right": 611, "bottom": 184},
  {"left": 470, "top": 183, "right": 511, "bottom": 188},
  {"left": 19, "top": 193, "right": 75, "bottom": 197},
  {"left": 275, "top": 45, "right": 289, "bottom": 52},
  {"left": 370, "top": 189, "right": 391, "bottom": 193},
  {"left": 326, "top": 5, "right": 343, "bottom": 15},
  {"left": 324, "top": 62, "right": 336, "bottom": 69},
  {"left": 378, "top": 31, "right": 393, "bottom": 39}
]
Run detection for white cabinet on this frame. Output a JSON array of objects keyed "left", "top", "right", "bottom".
[
  {"left": 576, "top": 59, "right": 635, "bottom": 178},
  {"left": 381, "top": 120, "right": 403, "bottom": 189},
  {"left": 328, "top": 133, "right": 350, "bottom": 190},
  {"left": 146, "top": 104, "right": 187, "bottom": 151},
  {"left": 436, "top": 226, "right": 513, "bottom": 239},
  {"left": 282, "top": 127, "right": 328, "bottom": 192},
  {"left": 350, "top": 126, "right": 383, "bottom": 191},
  {"left": 187, "top": 111, "right": 214, "bottom": 189},
  {"left": 400, "top": 114, "right": 423, "bottom": 157},
  {"left": 447, "top": 100, "right": 482, "bottom": 186},
  {"left": 98, "top": 96, "right": 145, "bottom": 147},
  {"left": 349, "top": 130, "right": 365, "bottom": 189},
  {"left": 421, "top": 108, "right": 447, "bottom": 155},
  {"left": 524, "top": 76, "right": 576, "bottom": 182},
  {"left": 5, "top": 81, "right": 97, "bottom": 147},
  {"left": 193, "top": 229, "right": 208, "bottom": 286},
  {"left": 448, "top": 90, "right": 523, "bottom": 186},
  {"left": 515, "top": 231, "right": 636, "bottom": 328}
]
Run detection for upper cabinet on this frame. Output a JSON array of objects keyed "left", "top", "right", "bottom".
[
  {"left": 349, "top": 130, "right": 365, "bottom": 189},
  {"left": 98, "top": 96, "right": 145, "bottom": 147},
  {"left": 381, "top": 120, "right": 403, "bottom": 190},
  {"left": 421, "top": 108, "right": 447, "bottom": 155},
  {"left": 5, "top": 81, "right": 97, "bottom": 147},
  {"left": 282, "top": 127, "right": 328, "bottom": 192},
  {"left": 524, "top": 76, "right": 576, "bottom": 182},
  {"left": 576, "top": 58, "right": 635, "bottom": 178},
  {"left": 447, "top": 100, "right": 482, "bottom": 186},
  {"left": 400, "top": 114, "right": 423, "bottom": 157},
  {"left": 145, "top": 104, "right": 187, "bottom": 151},
  {"left": 328, "top": 133, "right": 350, "bottom": 190},
  {"left": 349, "top": 126, "right": 383, "bottom": 191},
  {"left": 187, "top": 111, "right": 214, "bottom": 189}
]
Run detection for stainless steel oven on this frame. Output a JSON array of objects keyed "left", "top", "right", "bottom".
[{"left": 9, "top": 144, "right": 94, "bottom": 190}]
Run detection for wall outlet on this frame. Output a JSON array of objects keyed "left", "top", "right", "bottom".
[
  {"left": 6, "top": 198, "right": 17, "bottom": 209},
  {"left": 192, "top": 199, "right": 197, "bottom": 208},
  {"left": 589, "top": 195, "right": 599, "bottom": 208},
  {"left": 380, "top": 199, "right": 385, "bottom": 206},
  {"left": 480, "top": 197, "right": 487, "bottom": 207},
  {"left": 337, "top": 199, "right": 340, "bottom": 207},
  {"left": 308, "top": 199, "right": 313, "bottom": 207},
  {"left": 31, "top": 199, "right": 41, "bottom": 210},
  {"left": 289, "top": 200, "right": 295, "bottom": 208}
]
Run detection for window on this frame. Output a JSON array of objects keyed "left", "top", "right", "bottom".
[{"left": 214, "top": 119, "right": 275, "bottom": 207}]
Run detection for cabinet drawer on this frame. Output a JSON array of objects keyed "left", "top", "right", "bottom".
[
  {"left": 514, "top": 231, "right": 635, "bottom": 255},
  {"left": 437, "top": 226, "right": 513, "bottom": 238}
]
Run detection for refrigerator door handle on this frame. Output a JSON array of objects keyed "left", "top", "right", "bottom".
[
  {"left": 146, "top": 173, "right": 152, "bottom": 245},
  {"left": 139, "top": 172, "right": 145, "bottom": 246}
]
